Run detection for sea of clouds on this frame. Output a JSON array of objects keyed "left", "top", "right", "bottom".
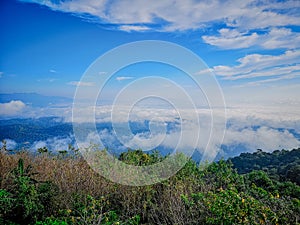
[{"left": 1, "top": 102, "right": 299, "bottom": 161}]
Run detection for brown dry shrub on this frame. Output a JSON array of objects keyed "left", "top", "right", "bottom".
[
  {"left": 0, "top": 150, "right": 204, "bottom": 224},
  {"left": 0, "top": 151, "right": 113, "bottom": 209}
]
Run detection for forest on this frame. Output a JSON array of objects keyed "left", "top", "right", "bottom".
[{"left": 0, "top": 146, "right": 299, "bottom": 225}]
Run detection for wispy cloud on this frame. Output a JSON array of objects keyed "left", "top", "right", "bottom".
[
  {"left": 49, "top": 69, "right": 57, "bottom": 73},
  {"left": 116, "top": 76, "right": 134, "bottom": 81},
  {"left": 67, "top": 81, "right": 95, "bottom": 86},
  {"left": 244, "top": 74, "right": 297, "bottom": 86},
  {"left": 20, "top": 0, "right": 300, "bottom": 32},
  {"left": 203, "top": 29, "right": 259, "bottom": 49},
  {"left": 98, "top": 71, "right": 107, "bottom": 75},
  {"left": 207, "top": 50, "right": 300, "bottom": 81},
  {"left": 119, "top": 25, "right": 151, "bottom": 32},
  {"left": 202, "top": 28, "right": 300, "bottom": 49},
  {"left": 38, "top": 78, "right": 58, "bottom": 82}
]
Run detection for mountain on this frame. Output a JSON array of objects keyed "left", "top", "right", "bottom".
[
  {"left": 0, "top": 93, "right": 72, "bottom": 107},
  {"left": 229, "top": 148, "right": 300, "bottom": 185},
  {"left": 1, "top": 117, "right": 299, "bottom": 162},
  {"left": 0, "top": 117, "right": 72, "bottom": 145}
]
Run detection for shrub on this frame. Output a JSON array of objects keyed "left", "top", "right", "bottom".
[
  {"left": 0, "top": 148, "right": 299, "bottom": 224},
  {"left": 1, "top": 158, "right": 58, "bottom": 224}
]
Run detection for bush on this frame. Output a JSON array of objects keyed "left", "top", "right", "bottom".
[
  {"left": 0, "top": 148, "right": 299, "bottom": 224},
  {"left": 1, "top": 158, "right": 58, "bottom": 224}
]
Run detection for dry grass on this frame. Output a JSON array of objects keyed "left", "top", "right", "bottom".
[
  {"left": 0, "top": 150, "right": 197, "bottom": 224},
  {"left": 0, "top": 151, "right": 114, "bottom": 209}
]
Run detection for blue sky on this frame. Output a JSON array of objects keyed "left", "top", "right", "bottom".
[
  {"left": 1, "top": 0, "right": 300, "bottom": 156},
  {"left": 1, "top": 0, "right": 299, "bottom": 100}
]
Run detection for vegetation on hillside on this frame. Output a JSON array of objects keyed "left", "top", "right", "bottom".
[
  {"left": 0, "top": 146, "right": 299, "bottom": 225},
  {"left": 230, "top": 148, "right": 300, "bottom": 185}
]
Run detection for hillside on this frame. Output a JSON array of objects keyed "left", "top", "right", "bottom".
[
  {"left": 1, "top": 147, "right": 299, "bottom": 225},
  {"left": 230, "top": 148, "right": 300, "bottom": 185}
]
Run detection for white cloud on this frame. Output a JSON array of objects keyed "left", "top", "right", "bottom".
[
  {"left": 222, "top": 106, "right": 300, "bottom": 152},
  {"left": 67, "top": 81, "right": 95, "bottom": 86},
  {"left": 0, "top": 139, "right": 17, "bottom": 150},
  {"left": 31, "top": 136, "right": 74, "bottom": 152},
  {"left": 22, "top": 0, "right": 300, "bottom": 32},
  {"left": 225, "top": 2, "right": 300, "bottom": 30},
  {"left": 49, "top": 69, "right": 57, "bottom": 73},
  {"left": 38, "top": 78, "right": 58, "bottom": 82},
  {"left": 202, "top": 28, "right": 300, "bottom": 49},
  {"left": 223, "top": 126, "right": 300, "bottom": 153},
  {"left": 202, "top": 28, "right": 259, "bottom": 49},
  {"left": 209, "top": 50, "right": 300, "bottom": 81},
  {"left": 119, "top": 25, "right": 151, "bottom": 32},
  {"left": 226, "top": 106, "right": 300, "bottom": 132},
  {"left": 0, "top": 100, "right": 26, "bottom": 116},
  {"left": 75, "top": 106, "right": 300, "bottom": 159},
  {"left": 19, "top": 0, "right": 300, "bottom": 53},
  {"left": 2, "top": 101, "right": 298, "bottom": 158},
  {"left": 9, "top": 105, "right": 73, "bottom": 120},
  {"left": 261, "top": 28, "right": 300, "bottom": 49},
  {"left": 244, "top": 73, "right": 297, "bottom": 86},
  {"left": 116, "top": 76, "right": 134, "bottom": 81}
]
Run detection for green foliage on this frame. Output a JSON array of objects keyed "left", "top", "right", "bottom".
[
  {"left": 53, "top": 194, "right": 140, "bottom": 225},
  {"left": 0, "top": 148, "right": 299, "bottom": 224},
  {"left": 276, "top": 181, "right": 300, "bottom": 198},
  {"left": 9, "top": 159, "right": 43, "bottom": 223},
  {"left": 230, "top": 148, "right": 300, "bottom": 185},
  {"left": 184, "top": 188, "right": 278, "bottom": 225},
  {"left": 35, "top": 217, "right": 68, "bottom": 225},
  {"left": 119, "top": 149, "right": 163, "bottom": 166},
  {"left": 1, "top": 158, "right": 58, "bottom": 224},
  {"left": 202, "top": 159, "right": 243, "bottom": 190},
  {"left": 37, "top": 147, "right": 48, "bottom": 154},
  {"left": 73, "top": 194, "right": 115, "bottom": 224},
  {"left": 244, "top": 170, "right": 276, "bottom": 192},
  {"left": 0, "top": 189, "right": 15, "bottom": 216}
]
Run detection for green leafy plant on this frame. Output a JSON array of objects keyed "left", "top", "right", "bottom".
[
  {"left": 35, "top": 217, "right": 68, "bottom": 225},
  {"left": 65, "top": 194, "right": 140, "bottom": 225},
  {"left": 2, "top": 158, "right": 58, "bottom": 224},
  {"left": 0, "top": 189, "right": 15, "bottom": 217}
]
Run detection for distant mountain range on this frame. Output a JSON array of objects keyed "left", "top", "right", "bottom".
[
  {"left": 230, "top": 148, "right": 300, "bottom": 185},
  {"left": 1, "top": 115, "right": 299, "bottom": 161},
  {"left": 0, "top": 93, "right": 72, "bottom": 107},
  {"left": 0, "top": 117, "right": 72, "bottom": 145},
  {"left": 0, "top": 116, "right": 164, "bottom": 150}
]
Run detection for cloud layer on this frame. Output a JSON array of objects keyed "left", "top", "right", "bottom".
[
  {"left": 0, "top": 100, "right": 26, "bottom": 116},
  {"left": 2, "top": 104, "right": 300, "bottom": 159},
  {"left": 59, "top": 105, "right": 300, "bottom": 157}
]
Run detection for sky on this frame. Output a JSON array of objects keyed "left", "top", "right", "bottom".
[
  {"left": 1, "top": 0, "right": 299, "bottom": 100},
  {"left": 0, "top": 0, "right": 300, "bottom": 156}
]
